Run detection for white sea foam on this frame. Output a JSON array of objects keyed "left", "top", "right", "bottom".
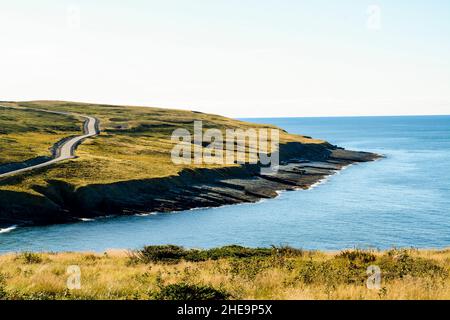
[
  {"left": 136, "top": 212, "right": 159, "bottom": 217},
  {"left": 306, "top": 164, "right": 355, "bottom": 190},
  {"left": 307, "top": 177, "right": 328, "bottom": 190},
  {"left": 307, "top": 172, "right": 336, "bottom": 190},
  {"left": 0, "top": 225, "right": 17, "bottom": 234}
]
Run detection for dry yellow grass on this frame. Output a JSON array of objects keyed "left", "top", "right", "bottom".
[{"left": 1, "top": 247, "right": 450, "bottom": 300}]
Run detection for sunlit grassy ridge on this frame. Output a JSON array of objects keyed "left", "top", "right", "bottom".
[
  {"left": 1, "top": 246, "right": 449, "bottom": 300},
  {"left": 0, "top": 107, "right": 81, "bottom": 164},
  {"left": 0, "top": 101, "right": 324, "bottom": 194}
]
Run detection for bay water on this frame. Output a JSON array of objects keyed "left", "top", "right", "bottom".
[{"left": 1, "top": 116, "right": 449, "bottom": 252}]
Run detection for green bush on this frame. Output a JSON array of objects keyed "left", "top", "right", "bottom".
[
  {"left": 16, "top": 252, "right": 43, "bottom": 264},
  {"left": 198, "top": 245, "right": 272, "bottom": 260},
  {"left": 131, "top": 245, "right": 302, "bottom": 264},
  {"left": 378, "top": 249, "right": 447, "bottom": 280},
  {"left": 229, "top": 257, "right": 270, "bottom": 280},
  {"left": 296, "top": 249, "right": 448, "bottom": 287},
  {"left": 131, "top": 245, "right": 186, "bottom": 264},
  {"left": 153, "top": 283, "right": 230, "bottom": 300},
  {"left": 0, "top": 273, "right": 7, "bottom": 300},
  {"left": 337, "top": 249, "right": 376, "bottom": 264},
  {"left": 271, "top": 245, "right": 305, "bottom": 258}
]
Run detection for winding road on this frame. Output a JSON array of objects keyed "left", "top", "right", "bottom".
[{"left": 0, "top": 105, "right": 99, "bottom": 178}]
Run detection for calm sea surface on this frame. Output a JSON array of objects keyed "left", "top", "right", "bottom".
[{"left": 1, "top": 116, "right": 449, "bottom": 252}]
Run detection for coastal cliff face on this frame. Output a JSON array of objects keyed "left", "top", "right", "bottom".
[
  {"left": 0, "top": 101, "right": 380, "bottom": 227},
  {"left": 0, "top": 141, "right": 378, "bottom": 227}
]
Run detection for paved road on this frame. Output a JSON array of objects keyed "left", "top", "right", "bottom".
[{"left": 0, "top": 105, "right": 99, "bottom": 178}]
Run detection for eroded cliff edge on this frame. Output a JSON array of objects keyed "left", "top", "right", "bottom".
[{"left": 0, "top": 142, "right": 379, "bottom": 227}]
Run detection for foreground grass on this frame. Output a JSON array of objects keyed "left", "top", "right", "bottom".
[{"left": 1, "top": 245, "right": 450, "bottom": 300}]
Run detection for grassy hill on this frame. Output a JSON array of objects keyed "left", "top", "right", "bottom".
[
  {"left": 0, "top": 107, "right": 81, "bottom": 165},
  {"left": 0, "top": 100, "right": 323, "bottom": 193},
  {"left": 0, "top": 101, "right": 376, "bottom": 226}
]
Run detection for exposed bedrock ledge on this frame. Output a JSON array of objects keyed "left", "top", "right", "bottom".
[{"left": 0, "top": 142, "right": 380, "bottom": 227}]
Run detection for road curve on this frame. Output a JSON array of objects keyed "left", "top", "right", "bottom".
[{"left": 0, "top": 105, "right": 99, "bottom": 178}]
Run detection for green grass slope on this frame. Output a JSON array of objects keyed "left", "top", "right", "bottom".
[
  {"left": 0, "top": 101, "right": 325, "bottom": 195},
  {"left": 0, "top": 107, "right": 81, "bottom": 165}
]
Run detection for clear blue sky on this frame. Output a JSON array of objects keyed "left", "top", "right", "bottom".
[{"left": 1, "top": 0, "right": 449, "bottom": 116}]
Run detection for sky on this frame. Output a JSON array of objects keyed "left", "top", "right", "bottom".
[{"left": 1, "top": 0, "right": 449, "bottom": 117}]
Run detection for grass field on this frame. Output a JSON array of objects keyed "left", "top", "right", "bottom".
[
  {"left": 1, "top": 245, "right": 449, "bottom": 300},
  {"left": 0, "top": 101, "right": 324, "bottom": 194},
  {"left": 0, "top": 107, "right": 81, "bottom": 165}
]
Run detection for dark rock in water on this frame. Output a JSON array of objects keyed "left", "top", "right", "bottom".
[{"left": 0, "top": 142, "right": 380, "bottom": 227}]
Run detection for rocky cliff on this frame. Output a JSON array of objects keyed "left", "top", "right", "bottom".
[{"left": 0, "top": 142, "right": 379, "bottom": 227}]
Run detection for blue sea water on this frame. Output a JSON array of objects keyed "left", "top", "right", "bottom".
[{"left": 1, "top": 116, "right": 450, "bottom": 252}]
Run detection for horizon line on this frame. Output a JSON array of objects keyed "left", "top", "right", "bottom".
[
  {"left": 239, "top": 113, "right": 450, "bottom": 119},
  {"left": 2, "top": 99, "right": 449, "bottom": 119}
]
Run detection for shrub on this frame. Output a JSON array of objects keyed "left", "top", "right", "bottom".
[
  {"left": 5, "top": 289, "right": 74, "bottom": 300},
  {"left": 131, "top": 245, "right": 300, "bottom": 264},
  {"left": 271, "top": 245, "right": 305, "bottom": 258},
  {"left": 132, "top": 245, "right": 186, "bottom": 264},
  {"left": 200, "top": 245, "right": 272, "bottom": 260},
  {"left": 229, "top": 257, "right": 270, "bottom": 280},
  {"left": 0, "top": 273, "right": 7, "bottom": 300},
  {"left": 83, "top": 254, "right": 100, "bottom": 262},
  {"left": 16, "top": 252, "right": 43, "bottom": 264},
  {"left": 297, "top": 259, "right": 343, "bottom": 286},
  {"left": 296, "top": 249, "right": 448, "bottom": 287},
  {"left": 337, "top": 249, "right": 376, "bottom": 264},
  {"left": 153, "top": 283, "right": 230, "bottom": 300},
  {"left": 379, "top": 249, "right": 447, "bottom": 280}
]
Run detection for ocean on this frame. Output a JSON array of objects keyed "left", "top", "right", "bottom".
[{"left": 1, "top": 115, "right": 449, "bottom": 252}]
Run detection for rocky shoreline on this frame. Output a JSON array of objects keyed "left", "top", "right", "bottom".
[{"left": 0, "top": 142, "right": 380, "bottom": 227}]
